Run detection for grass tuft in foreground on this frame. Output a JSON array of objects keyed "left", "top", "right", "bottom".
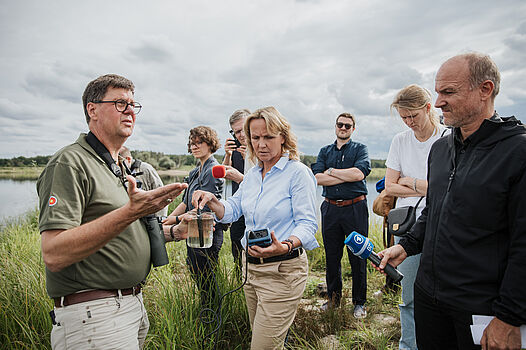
[{"left": 0, "top": 211, "right": 401, "bottom": 349}]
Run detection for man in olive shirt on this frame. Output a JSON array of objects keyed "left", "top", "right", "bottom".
[{"left": 37, "top": 74, "right": 187, "bottom": 349}]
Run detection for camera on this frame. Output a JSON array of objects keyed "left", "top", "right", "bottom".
[
  {"left": 247, "top": 228, "right": 272, "bottom": 248},
  {"left": 229, "top": 129, "right": 242, "bottom": 149}
]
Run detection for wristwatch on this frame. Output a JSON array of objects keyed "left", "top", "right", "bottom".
[
  {"left": 328, "top": 167, "right": 334, "bottom": 176},
  {"left": 283, "top": 239, "right": 295, "bottom": 254}
]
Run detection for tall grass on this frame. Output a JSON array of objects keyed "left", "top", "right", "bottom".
[
  {"left": 0, "top": 211, "right": 400, "bottom": 349},
  {"left": 0, "top": 167, "right": 44, "bottom": 181}
]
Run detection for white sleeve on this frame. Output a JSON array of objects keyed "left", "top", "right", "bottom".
[{"left": 385, "top": 133, "right": 402, "bottom": 171}]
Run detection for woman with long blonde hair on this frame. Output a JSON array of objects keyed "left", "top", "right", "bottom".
[{"left": 385, "top": 84, "right": 448, "bottom": 350}]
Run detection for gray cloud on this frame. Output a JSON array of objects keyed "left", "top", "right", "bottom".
[
  {"left": 0, "top": 0, "right": 525, "bottom": 159},
  {"left": 127, "top": 37, "right": 174, "bottom": 63}
]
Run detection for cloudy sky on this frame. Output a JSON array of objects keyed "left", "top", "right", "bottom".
[{"left": 1, "top": 0, "right": 525, "bottom": 159}]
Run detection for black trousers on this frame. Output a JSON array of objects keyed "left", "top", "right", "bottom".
[
  {"left": 186, "top": 227, "right": 224, "bottom": 305},
  {"left": 229, "top": 215, "right": 245, "bottom": 276},
  {"left": 414, "top": 284, "right": 481, "bottom": 350},
  {"left": 321, "top": 199, "right": 368, "bottom": 305}
]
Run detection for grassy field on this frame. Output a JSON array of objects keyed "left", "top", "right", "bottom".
[
  {"left": 368, "top": 168, "right": 385, "bottom": 182},
  {"left": 0, "top": 167, "right": 45, "bottom": 180},
  {"left": 0, "top": 209, "right": 401, "bottom": 349}
]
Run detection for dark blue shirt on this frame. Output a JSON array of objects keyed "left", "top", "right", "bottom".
[
  {"left": 311, "top": 139, "right": 371, "bottom": 200},
  {"left": 231, "top": 150, "right": 244, "bottom": 194}
]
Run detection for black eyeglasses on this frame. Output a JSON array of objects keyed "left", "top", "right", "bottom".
[
  {"left": 336, "top": 122, "right": 353, "bottom": 130},
  {"left": 93, "top": 99, "right": 142, "bottom": 114},
  {"left": 189, "top": 140, "right": 203, "bottom": 148},
  {"left": 229, "top": 129, "right": 243, "bottom": 136}
]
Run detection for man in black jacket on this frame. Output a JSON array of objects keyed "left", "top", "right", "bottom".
[{"left": 378, "top": 53, "right": 526, "bottom": 349}]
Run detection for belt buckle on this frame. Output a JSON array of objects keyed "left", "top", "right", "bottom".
[
  {"left": 259, "top": 257, "right": 264, "bottom": 264},
  {"left": 336, "top": 199, "right": 344, "bottom": 207}
]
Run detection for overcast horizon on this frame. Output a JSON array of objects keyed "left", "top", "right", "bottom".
[{"left": 1, "top": 0, "right": 525, "bottom": 159}]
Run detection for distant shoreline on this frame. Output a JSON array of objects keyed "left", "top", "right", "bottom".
[
  {"left": 0, "top": 166, "right": 385, "bottom": 182},
  {"left": 157, "top": 169, "right": 189, "bottom": 177}
]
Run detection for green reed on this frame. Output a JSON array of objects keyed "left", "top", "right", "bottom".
[{"left": 0, "top": 211, "right": 400, "bottom": 349}]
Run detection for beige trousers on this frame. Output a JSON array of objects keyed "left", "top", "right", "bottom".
[
  {"left": 51, "top": 293, "right": 149, "bottom": 350},
  {"left": 243, "top": 251, "right": 308, "bottom": 350}
]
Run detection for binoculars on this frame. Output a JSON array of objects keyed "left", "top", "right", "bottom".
[{"left": 142, "top": 215, "right": 169, "bottom": 267}]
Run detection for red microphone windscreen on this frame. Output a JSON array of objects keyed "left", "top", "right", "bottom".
[{"left": 212, "top": 165, "right": 226, "bottom": 178}]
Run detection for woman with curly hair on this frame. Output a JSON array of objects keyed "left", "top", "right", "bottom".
[{"left": 168, "top": 125, "right": 224, "bottom": 306}]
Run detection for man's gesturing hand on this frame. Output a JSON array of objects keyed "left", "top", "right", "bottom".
[{"left": 126, "top": 175, "right": 187, "bottom": 220}]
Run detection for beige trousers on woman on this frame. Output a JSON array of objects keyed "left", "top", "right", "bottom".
[{"left": 243, "top": 251, "right": 308, "bottom": 350}]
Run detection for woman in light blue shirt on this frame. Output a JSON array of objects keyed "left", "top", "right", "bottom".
[{"left": 193, "top": 106, "right": 319, "bottom": 349}]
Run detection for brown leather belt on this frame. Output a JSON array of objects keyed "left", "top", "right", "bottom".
[
  {"left": 325, "top": 195, "right": 366, "bottom": 207},
  {"left": 54, "top": 284, "right": 142, "bottom": 308},
  {"left": 247, "top": 248, "right": 304, "bottom": 264}
]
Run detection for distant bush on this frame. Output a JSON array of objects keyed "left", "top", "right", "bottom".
[
  {"left": 158, "top": 156, "right": 176, "bottom": 170},
  {"left": 371, "top": 159, "right": 386, "bottom": 168},
  {"left": 0, "top": 155, "right": 51, "bottom": 167},
  {"left": 0, "top": 152, "right": 387, "bottom": 170}
]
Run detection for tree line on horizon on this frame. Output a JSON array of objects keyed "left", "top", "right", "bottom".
[{"left": 0, "top": 152, "right": 386, "bottom": 170}]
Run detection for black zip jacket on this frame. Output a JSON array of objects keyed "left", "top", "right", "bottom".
[{"left": 400, "top": 114, "right": 526, "bottom": 326}]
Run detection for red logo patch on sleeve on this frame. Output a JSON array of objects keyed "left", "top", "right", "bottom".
[{"left": 48, "top": 196, "right": 57, "bottom": 206}]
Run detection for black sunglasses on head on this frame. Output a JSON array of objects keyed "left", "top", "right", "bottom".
[{"left": 336, "top": 122, "right": 353, "bottom": 130}]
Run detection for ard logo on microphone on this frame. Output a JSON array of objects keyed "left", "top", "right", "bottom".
[{"left": 354, "top": 235, "right": 363, "bottom": 244}]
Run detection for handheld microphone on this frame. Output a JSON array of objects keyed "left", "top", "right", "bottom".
[
  {"left": 344, "top": 231, "right": 403, "bottom": 283},
  {"left": 212, "top": 165, "right": 226, "bottom": 179}
]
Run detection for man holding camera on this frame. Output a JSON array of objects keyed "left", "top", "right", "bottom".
[
  {"left": 222, "top": 108, "right": 251, "bottom": 274},
  {"left": 312, "top": 112, "right": 371, "bottom": 318},
  {"left": 37, "top": 74, "right": 187, "bottom": 349}
]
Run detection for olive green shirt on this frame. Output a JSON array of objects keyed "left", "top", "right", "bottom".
[{"left": 37, "top": 134, "right": 150, "bottom": 298}]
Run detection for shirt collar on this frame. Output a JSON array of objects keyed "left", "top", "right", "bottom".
[
  {"left": 77, "top": 133, "right": 105, "bottom": 164},
  {"left": 202, "top": 155, "right": 215, "bottom": 168},
  {"left": 257, "top": 154, "right": 289, "bottom": 172},
  {"left": 333, "top": 138, "right": 352, "bottom": 149},
  {"left": 453, "top": 111, "right": 500, "bottom": 147}
]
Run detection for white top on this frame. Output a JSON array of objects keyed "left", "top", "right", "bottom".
[{"left": 385, "top": 126, "right": 448, "bottom": 218}]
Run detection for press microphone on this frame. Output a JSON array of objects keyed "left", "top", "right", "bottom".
[
  {"left": 344, "top": 231, "right": 403, "bottom": 283},
  {"left": 212, "top": 165, "right": 226, "bottom": 179}
]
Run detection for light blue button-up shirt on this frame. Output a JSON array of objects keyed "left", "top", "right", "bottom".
[{"left": 219, "top": 155, "right": 319, "bottom": 250}]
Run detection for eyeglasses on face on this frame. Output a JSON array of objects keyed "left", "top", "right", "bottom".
[
  {"left": 93, "top": 99, "right": 142, "bottom": 114},
  {"left": 189, "top": 140, "right": 203, "bottom": 148},
  {"left": 229, "top": 129, "right": 243, "bottom": 137},
  {"left": 336, "top": 122, "right": 354, "bottom": 130}
]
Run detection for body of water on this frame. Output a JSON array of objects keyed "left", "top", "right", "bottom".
[
  {"left": 0, "top": 179, "right": 39, "bottom": 222},
  {"left": 0, "top": 178, "right": 381, "bottom": 223}
]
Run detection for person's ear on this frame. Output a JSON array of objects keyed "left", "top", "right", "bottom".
[
  {"left": 87, "top": 102, "right": 98, "bottom": 121},
  {"left": 479, "top": 80, "right": 495, "bottom": 101}
]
